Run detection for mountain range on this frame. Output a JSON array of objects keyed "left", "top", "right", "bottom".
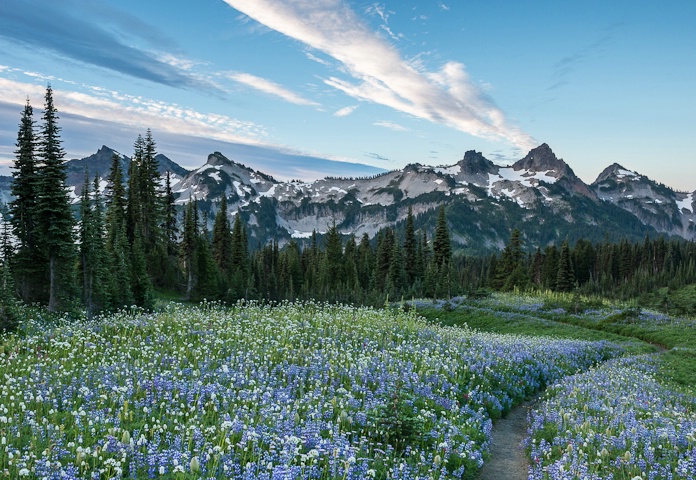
[{"left": 0, "top": 143, "right": 693, "bottom": 253}]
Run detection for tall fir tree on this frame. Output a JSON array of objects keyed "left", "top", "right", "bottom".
[
  {"left": 403, "top": 206, "right": 417, "bottom": 283},
  {"left": 35, "top": 86, "right": 76, "bottom": 312},
  {"left": 105, "top": 152, "right": 133, "bottom": 307},
  {"left": 356, "top": 233, "right": 373, "bottom": 291},
  {"left": 193, "top": 216, "right": 219, "bottom": 301},
  {"left": 9, "top": 98, "right": 44, "bottom": 302},
  {"left": 228, "top": 213, "right": 249, "bottom": 301},
  {"left": 0, "top": 220, "right": 19, "bottom": 332},
  {"left": 131, "top": 229, "right": 153, "bottom": 308},
  {"left": 212, "top": 196, "right": 232, "bottom": 274},
  {"left": 139, "top": 129, "right": 161, "bottom": 253},
  {"left": 79, "top": 175, "right": 110, "bottom": 318},
  {"left": 162, "top": 171, "right": 178, "bottom": 258},
  {"left": 387, "top": 236, "right": 406, "bottom": 295},
  {"left": 126, "top": 135, "right": 143, "bottom": 243},
  {"left": 433, "top": 205, "right": 451, "bottom": 269},
  {"left": 154, "top": 170, "right": 180, "bottom": 290},
  {"left": 181, "top": 199, "right": 199, "bottom": 301},
  {"left": 556, "top": 240, "right": 575, "bottom": 292},
  {"left": 322, "top": 221, "right": 343, "bottom": 293}
]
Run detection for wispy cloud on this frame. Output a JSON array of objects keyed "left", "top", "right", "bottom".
[
  {"left": 0, "top": 0, "right": 217, "bottom": 92},
  {"left": 365, "top": 152, "right": 390, "bottom": 162},
  {"left": 334, "top": 105, "right": 359, "bottom": 117},
  {"left": 0, "top": 73, "right": 384, "bottom": 179},
  {"left": 373, "top": 120, "right": 410, "bottom": 132},
  {"left": 305, "top": 52, "right": 331, "bottom": 66},
  {"left": 438, "top": 3, "right": 450, "bottom": 11},
  {"left": 548, "top": 28, "right": 618, "bottom": 91},
  {"left": 0, "top": 77, "right": 266, "bottom": 146},
  {"left": 223, "top": 0, "right": 535, "bottom": 150},
  {"left": 226, "top": 72, "right": 319, "bottom": 107},
  {"left": 365, "top": 3, "right": 401, "bottom": 41}
]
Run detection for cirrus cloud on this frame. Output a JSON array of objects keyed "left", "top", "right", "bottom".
[
  {"left": 226, "top": 72, "right": 319, "bottom": 107},
  {"left": 373, "top": 120, "right": 410, "bottom": 132},
  {"left": 334, "top": 105, "right": 359, "bottom": 117},
  {"left": 223, "top": 0, "right": 536, "bottom": 151},
  {"left": 0, "top": 0, "right": 219, "bottom": 93}
]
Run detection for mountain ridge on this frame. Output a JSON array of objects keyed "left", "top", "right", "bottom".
[{"left": 0, "top": 143, "right": 694, "bottom": 252}]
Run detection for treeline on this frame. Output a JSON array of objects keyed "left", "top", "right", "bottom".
[
  {"left": 463, "top": 229, "right": 696, "bottom": 303},
  {"left": 247, "top": 206, "right": 454, "bottom": 304}
]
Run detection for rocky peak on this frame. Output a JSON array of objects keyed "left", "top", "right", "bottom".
[
  {"left": 205, "top": 151, "right": 233, "bottom": 167},
  {"left": 457, "top": 150, "right": 497, "bottom": 175},
  {"left": 513, "top": 143, "right": 572, "bottom": 175},
  {"left": 593, "top": 163, "right": 638, "bottom": 185}
]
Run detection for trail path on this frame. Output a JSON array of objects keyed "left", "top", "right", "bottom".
[{"left": 477, "top": 398, "right": 536, "bottom": 480}]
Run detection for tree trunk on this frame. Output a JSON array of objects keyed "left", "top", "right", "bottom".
[
  {"left": 48, "top": 255, "right": 57, "bottom": 312},
  {"left": 186, "top": 259, "right": 193, "bottom": 300}
]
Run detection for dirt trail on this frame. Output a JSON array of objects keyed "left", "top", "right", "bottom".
[{"left": 477, "top": 398, "right": 536, "bottom": 480}]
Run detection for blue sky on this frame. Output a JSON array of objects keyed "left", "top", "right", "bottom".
[{"left": 0, "top": 0, "right": 694, "bottom": 188}]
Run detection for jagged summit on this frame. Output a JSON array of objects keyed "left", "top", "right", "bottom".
[
  {"left": 513, "top": 143, "right": 570, "bottom": 174},
  {"left": 593, "top": 163, "right": 639, "bottom": 184},
  {"left": 205, "top": 151, "right": 233, "bottom": 167},
  {"left": 457, "top": 150, "right": 498, "bottom": 175}
]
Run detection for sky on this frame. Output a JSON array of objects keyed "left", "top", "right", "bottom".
[{"left": 0, "top": 0, "right": 694, "bottom": 189}]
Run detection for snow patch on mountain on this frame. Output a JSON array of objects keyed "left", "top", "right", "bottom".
[{"left": 677, "top": 193, "right": 694, "bottom": 213}]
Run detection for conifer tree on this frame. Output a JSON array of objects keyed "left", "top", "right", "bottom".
[
  {"left": 105, "top": 152, "right": 133, "bottom": 307},
  {"left": 404, "top": 206, "right": 417, "bottom": 283},
  {"left": 139, "top": 129, "right": 161, "bottom": 252},
  {"left": 131, "top": 229, "right": 153, "bottom": 308},
  {"left": 0, "top": 220, "right": 19, "bottom": 332},
  {"left": 322, "top": 221, "right": 343, "bottom": 292},
  {"left": 541, "top": 245, "right": 559, "bottom": 289},
  {"left": 162, "top": 171, "right": 178, "bottom": 258},
  {"left": 374, "top": 228, "right": 394, "bottom": 291},
  {"left": 79, "top": 175, "right": 110, "bottom": 317},
  {"left": 556, "top": 240, "right": 575, "bottom": 292},
  {"left": 228, "top": 213, "right": 249, "bottom": 301},
  {"left": 530, "top": 247, "right": 544, "bottom": 286},
  {"left": 356, "top": 233, "right": 373, "bottom": 291},
  {"left": 35, "top": 86, "right": 76, "bottom": 312},
  {"left": 126, "top": 135, "right": 143, "bottom": 243},
  {"left": 495, "top": 229, "right": 528, "bottom": 290},
  {"left": 433, "top": 205, "right": 451, "bottom": 269},
  {"left": 343, "top": 235, "right": 359, "bottom": 296},
  {"left": 388, "top": 236, "right": 406, "bottom": 295},
  {"left": 193, "top": 216, "right": 219, "bottom": 300},
  {"left": 181, "top": 199, "right": 199, "bottom": 300},
  {"left": 212, "top": 196, "right": 232, "bottom": 274},
  {"left": 9, "top": 98, "right": 43, "bottom": 302}
]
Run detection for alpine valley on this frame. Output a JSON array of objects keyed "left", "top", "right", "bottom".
[{"left": 1, "top": 143, "right": 694, "bottom": 253}]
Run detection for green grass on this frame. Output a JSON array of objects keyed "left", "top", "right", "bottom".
[
  {"left": 659, "top": 348, "right": 696, "bottom": 394},
  {"left": 419, "top": 306, "right": 655, "bottom": 356},
  {"left": 533, "top": 311, "right": 696, "bottom": 350}
]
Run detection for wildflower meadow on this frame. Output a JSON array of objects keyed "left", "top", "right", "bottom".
[
  {"left": 0, "top": 301, "right": 617, "bottom": 479},
  {"left": 527, "top": 356, "right": 696, "bottom": 479}
]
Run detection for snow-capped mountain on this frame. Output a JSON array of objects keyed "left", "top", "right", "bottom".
[
  {"left": 592, "top": 163, "right": 696, "bottom": 238},
  {"left": 0, "top": 143, "right": 694, "bottom": 252}
]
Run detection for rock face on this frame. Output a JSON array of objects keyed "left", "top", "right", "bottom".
[
  {"left": 592, "top": 163, "right": 696, "bottom": 238},
  {"left": 0, "top": 143, "right": 693, "bottom": 252}
]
